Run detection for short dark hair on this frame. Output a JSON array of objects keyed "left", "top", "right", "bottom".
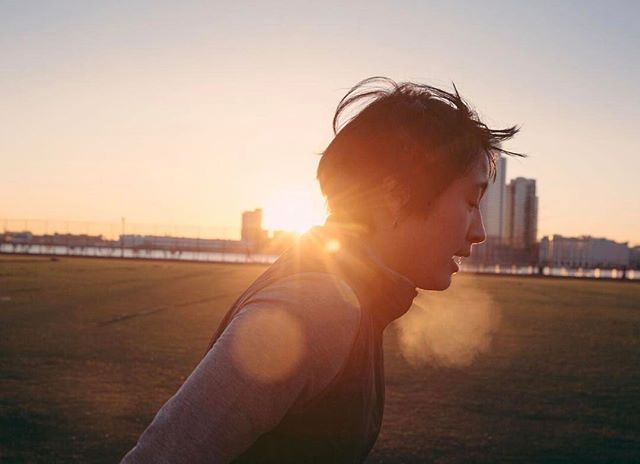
[{"left": 317, "top": 77, "right": 523, "bottom": 229}]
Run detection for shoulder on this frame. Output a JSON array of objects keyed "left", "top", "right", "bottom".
[
  {"left": 235, "top": 272, "right": 362, "bottom": 358},
  {"left": 227, "top": 272, "right": 361, "bottom": 403},
  {"left": 241, "top": 271, "right": 361, "bottom": 328}
]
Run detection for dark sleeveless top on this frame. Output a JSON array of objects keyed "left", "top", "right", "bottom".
[{"left": 206, "top": 224, "right": 417, "bottom": 463}]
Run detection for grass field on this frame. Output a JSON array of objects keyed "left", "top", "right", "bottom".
[{"left": 1, "top": 255, "right": 639, "bottom": 463}]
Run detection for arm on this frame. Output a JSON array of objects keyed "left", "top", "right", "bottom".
[{"left": 121, "top": 272, "right": 361, "bottom": 464}]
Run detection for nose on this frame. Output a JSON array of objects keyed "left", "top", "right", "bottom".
[{"left": 468, "top": 209, "right": 487, "bottom": 245}]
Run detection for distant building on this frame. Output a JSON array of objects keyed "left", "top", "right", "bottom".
[
  {"left": 505, "top": 177, "right": 538, "bottom": 250},
  {"left": 241, "top": 208, "right": 268, "bottom": 251},
  {"left": 0, "top": 231, "right": 33, "bottom": 245},
  {"left": 480, "top": 155, "right": 507, "bottom": 240},
  {"left": 40, "top": 233, "right": 107, "bottom": 247},
  {"left": 471, "top": 161, "right": 539, "bottom": 267},
  {"left": 630, "top": 246, "right": 640, "bottom": 269},
  {"left": 1, "top": 231, "right": 111, "bottom": 248},
  {"left": 539, "top": 235, "right": 630, "bottom": 269},
  {"left": 120, "top": 235, "right": 249, "bottom": 253}
]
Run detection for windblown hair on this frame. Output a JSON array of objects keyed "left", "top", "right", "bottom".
[{"left": 317, "top": 77, "right": 523, "bottom": 229}]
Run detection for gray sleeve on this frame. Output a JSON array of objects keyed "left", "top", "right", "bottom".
[{"left": 120, "top": 272, "right": 361, "bottom": 464}]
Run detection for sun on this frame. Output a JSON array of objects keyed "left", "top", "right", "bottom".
[{"left": 262, "top": 186, "right": 327, "bottom": 234}]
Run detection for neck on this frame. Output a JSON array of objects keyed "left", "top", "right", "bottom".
[{"left": 323, "top": 215, "right": 413, "bottom": 289}]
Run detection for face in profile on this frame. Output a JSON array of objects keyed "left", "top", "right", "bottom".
[{"left": 386, "top": 156, "right": 489, "bottom": 290}]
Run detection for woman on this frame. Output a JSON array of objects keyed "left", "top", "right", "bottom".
[{"left": 122, "top": 77, "right": 522, "bottom": 463}]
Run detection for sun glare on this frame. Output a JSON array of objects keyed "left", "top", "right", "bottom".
[{"left": 262, "top": 186, "right": 327, "bottom": 234}]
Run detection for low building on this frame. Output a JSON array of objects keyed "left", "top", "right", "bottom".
[
  {"left": 630, "top": 246, "right": 640, "bottom": 269},
  {"left": 539, "top": 235, "right": 630, "bottom": 269},
  {"left": 0, "top": 231, "right": 33, "bottom": 245},
  {"left": 119, "top": 235, "right": 250, "bottom": 253},
  {"left": 38, "top": 233, "right": 109, "bottom": 247}
]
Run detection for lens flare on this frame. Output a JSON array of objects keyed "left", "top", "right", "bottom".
[
  {"left": 325, "top": 239, "right": 341, "bottom": 254},
  {"left": 230, "top": 308, "right": 306, "bottom": 383}
]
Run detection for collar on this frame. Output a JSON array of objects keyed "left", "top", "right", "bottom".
[{"left": 302, "top": 221, "right": 418, "bottom": 328}]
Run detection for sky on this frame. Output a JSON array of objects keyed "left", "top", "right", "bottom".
[{"left": 1, "top": 0, "right": 639, "bottom": 244}]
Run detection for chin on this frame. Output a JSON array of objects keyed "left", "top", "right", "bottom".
[{"left": 415, "top": 274, "right": 452, "bottom": 291}]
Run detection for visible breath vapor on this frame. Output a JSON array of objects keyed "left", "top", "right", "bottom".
[{"left": 396, "top": 285, "right": 500, "bottom": 367}]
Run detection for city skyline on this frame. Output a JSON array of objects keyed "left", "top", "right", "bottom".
[
  {"left": 3, "top": 199, "right": 636, "bottom": 250},
  {"left": 2, "top": 2, "right": 639, "bottom": 246},
  {"left": 480, "top": 157, "right": 539, "bottom": 255},
  {"left": 3, "top": 207, "right": 638, "bottom": 275},
  {"left": 0, "top": 156, "right": 632, "bottom": 248}
]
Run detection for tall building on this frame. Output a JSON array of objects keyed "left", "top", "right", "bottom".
[
  {"left": 460, "top": 158, "right": 540, "bottom": 267},
  {"left": 480, "top": 155, "right": 507, "bottom": 240},
  {"left": 241, "top": 209, "right": 267, "bottom": 249},
  {"left": 505, "top": 177, "right": 538, "bottom": 249}
]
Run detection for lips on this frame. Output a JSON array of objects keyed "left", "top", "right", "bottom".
[{"left": 450, "top": 253, "right": 470, "bottom": 273}]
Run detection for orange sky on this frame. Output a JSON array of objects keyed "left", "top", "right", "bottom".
[{"left": 1, "top": 2, "right": 639, "bottom": 245}]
